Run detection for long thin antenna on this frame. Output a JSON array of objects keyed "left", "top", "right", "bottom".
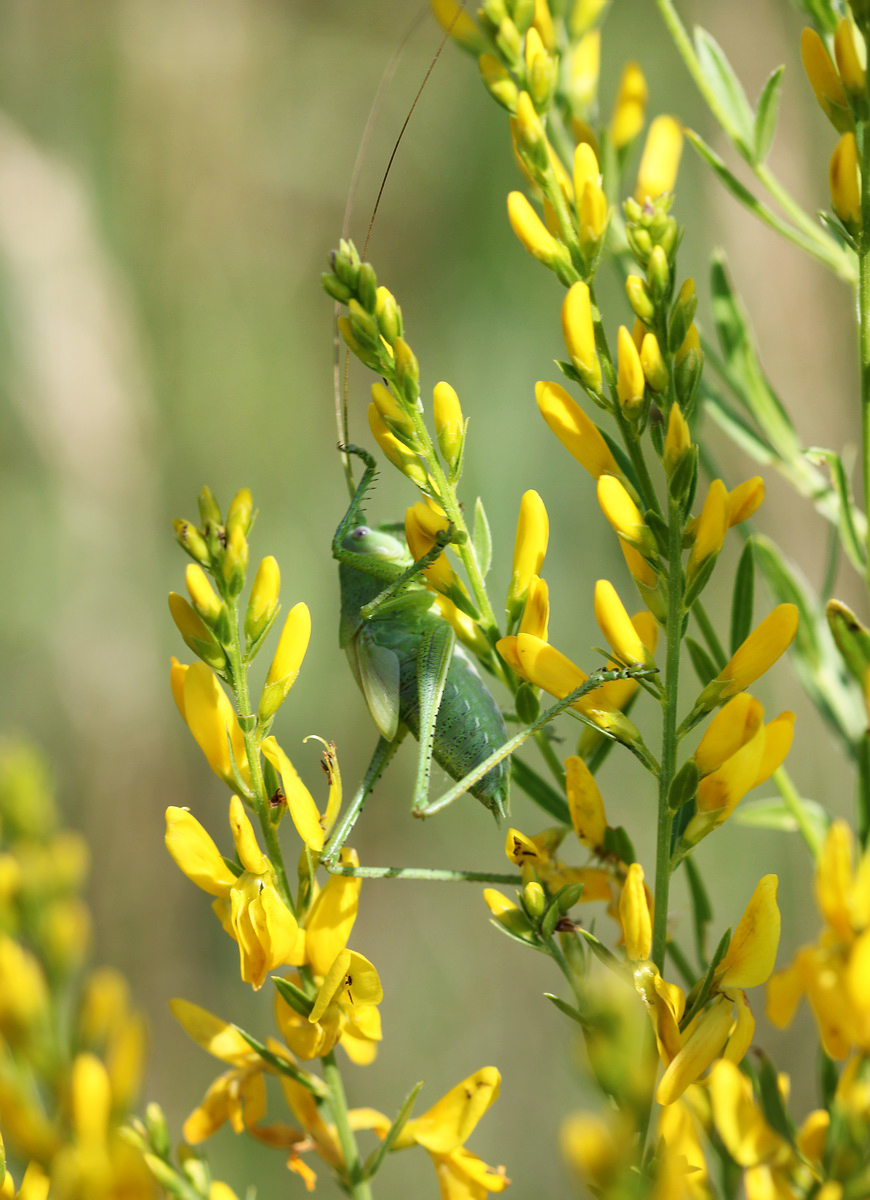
[{"left": 333, "top": 3, "right": 467, "bottom": 498}]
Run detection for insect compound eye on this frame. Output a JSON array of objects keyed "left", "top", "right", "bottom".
[{"left": 352, "top": 525, "right": 370, "bottom": 540}]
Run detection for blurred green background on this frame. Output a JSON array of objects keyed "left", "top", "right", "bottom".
[{"left": 0, "top": 0, "right": 860, "bottom": 1194}]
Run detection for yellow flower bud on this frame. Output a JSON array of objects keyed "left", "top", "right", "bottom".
[
  {"left": 716, "top": 874, "right": 780, "bottom": 989},
  {"left": 405, "top": 502, "right": 459, "bottom": 597},
  {"left": 168, "top": 593, "right": 226, "bottom": 671},
  {"left": 514, "top": 90, "right": 548, "bottom": 169},
  {"left": 611, "top": 61, "right": 647, "bottom": 149},
  {"left": 675, "top": 321, "right": 700, "bottom": 364},
  {"left": 536, "top": 380, "right": 619, "bottom": 478},
  {"left": 185, "top": 565, "right": 222, "bottom": 626},
  {"left": 801, "top": 26, "right": 852, "bottom": 130},
  {"left": 561, "top": 282, "right": 602, "bottom": 391},
  {"left": 173, "top": 518, "right": 210, "bottom": 566},
  {"left": 594, "top": 579, "right": 653, "bottom": 667},
  {"left": 640, "top": 332, "right": 668, "bottom": 392},
  {"left": 479, "top": 53, "right": 519, "bottom": 110},
  {"left": 568, "top": 31, "right": 600, "bottom": 113},
  {"left": 507, "top": 191, "right": 568, "bottom": 269},
  {"left": 835, "top": 17, "right": 866, "bottom": 95},
  {"left": 620, "top": 863, "right": 652, "bottom": 961},
  {"left": 260, "top": 602, "right": 312, "bottom": 720},
  {"left": 173, "top": 661, "right": 251, "bottom": 789},
  {"left": 522, "top": 880, "right": 547, "bottom": 919},
  {"left": 430, "top": 0, "right": 486, "bottom": 53},
  {"left": 573, "top": 141, "right": 600, "bottom": 201},
  {"left": 533, "top": 0, "right": 555, "bottom": 50},
  {"left": 634, "top": 115, "right": 683, "bottom": 202},
  {"left": 579, "top": 178, "right": 608, "bottom": 252},
  {"left": 830, "top": 132, "right": 861, "bottom": 231},
  {"left": 222, "top": 524, "right": 248, "bottom": 595},
  {"left": 597, "top": 475, "right": 656, "bottom": 557},
  {"left": 226, "top": 487, "right": 253, "bottom": 536},
  {"left": 433, "top": 381, "right": 465, "bottom": 472},
  {"left": 371, "top": 381, "right": 415, "bottom": 442},
  {"left": 508, "top": 490, "right": 549, "bottom": 610},
  {"left": 664, "top": 404, "right": 691, "bottom": 475},
  {"left": 245, "top": 555, "right": 280, "bottom": 644},
  {"left": 368, "top": 403, "right": 429, "bottom": 489},
  {"left": 374, "top": 286, "right": 401, "bottom": 344},
  {"left": 616, "top": 325, "right": 645, "bottom": 411}
]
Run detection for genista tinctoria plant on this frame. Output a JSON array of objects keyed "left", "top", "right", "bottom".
[{"left": 3, "top": 0, "right": 870, "bottom": 1198}]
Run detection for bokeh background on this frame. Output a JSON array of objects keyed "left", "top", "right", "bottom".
[{"left": 0, "top": 0, "right": 860, "bottom": 1194}]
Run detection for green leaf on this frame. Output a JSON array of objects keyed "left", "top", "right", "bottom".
[
  {"left": 709, "top": 252, "right": 801, "bottom": 461},
  {"left": 730, "top": 539, "right": 755, "bottom": 655},
  {"left": 272, "top": 975, "right": 313, "bottom": 1017},
  {"left": 362, "top": 1081, "right": 423, "bottom": 1181},
  {"left": 753, "top": 65, "right": 784, "bottom": 163},
  {"left": 543, "top": 992, "right": 585, "bottom": 1025},
  {"left": 702, "top": 388, "right": 776, "bottom": 466},
  {"left": 735, "top": 796, "right": 831, "bottom": 845},
  {"left": 510, "top": 757, "right": 570, "bottom": 823},
  {"left": 806, "top": 447, "right": 866, "bottom": 572},
  {"left": 472, "top": 496, "right": 493, "bottom": 578},
  {"left": 686, "top": 636, "right": 719, "bottom": 687},
  {"left": 235, "top": 1025, "right": 326, "bottom": 1094},
  {"left": 755, "top": 1052, "right": 797, "bottom": 1145},
  {"left": 693, "top": 28, "right": 755, "bottom": 151},
  {"left": 684, "top": 856, "right": 713, "bottom": 968}
]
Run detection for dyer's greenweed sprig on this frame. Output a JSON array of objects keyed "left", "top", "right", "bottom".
[{"left": 166, "top": 487, "right": 506, "bottom": 1197}]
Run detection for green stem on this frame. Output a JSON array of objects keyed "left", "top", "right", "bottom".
[
  {"left": 859, "top": 119, "right": 870, "bottom": 586},
  {"left": 652, "top": 498, "right": 683, "bottom": 970},
  {"left": 772, "top": 766, "right": 822, "bottom": 857},
  {"left": 322, "top": 1051, "right": 374, "bottom": 1198},
  {"left": 226, "top": 599, "right": 294, "bottom": 911},
  {"left": 544, "top": 935, "right": 585, "bottom": 1010}
]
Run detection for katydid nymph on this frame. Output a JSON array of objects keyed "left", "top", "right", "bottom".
[{"left": 329, "top": 445, "right": 510, "bottom": 836}]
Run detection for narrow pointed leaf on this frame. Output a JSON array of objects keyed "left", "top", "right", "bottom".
[
  {"left": 694, "top": 27, "right": 756, "bottom": 150},
  {"left": 363, "top": 1081, "right": 424, "bottom": 1180},
  {"left": 730, "top": 539, "right": 755, "bottom": 654},
  {"left": 753, "top": 65, "right": 784, "bottom": 163},
  {"left": 472, "top": 497, "right": 493, "bottom": 578},
  {"left": 686, "top": 636, "right": 719, "bottom": 687}
]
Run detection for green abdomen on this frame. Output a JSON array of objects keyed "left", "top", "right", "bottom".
[{"left": 368, "top": 610, "right": 510, "bottom": 816}]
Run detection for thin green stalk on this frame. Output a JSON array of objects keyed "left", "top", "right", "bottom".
[
  {"left": 859, "top": 119, "right": 870, "bottom": 587},
  {"left": 772, "top": 766, "right": 822, "bottom": 856},
  {"left": 544, "top": 934, "right": 586, "bottom": 1010},
  {"left": 655, "top": 0, "right": 855, "bottom": 282},
  {"left": 225, "top": 599, "right": 294, "bottom": 911},
  {"left": 652, "top": 497, "right": 684, "bottom": 970},
  {"left": 323, "top": 1050, "right": 374, "bottom": 1199}
]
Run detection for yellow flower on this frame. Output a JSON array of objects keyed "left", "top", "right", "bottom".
[
  {"left": 568, "top": 31, "right": 600, "bottom": 113},
  {"left": 801, "top": 26, "right": 852, "bottom": 131},
  {"left": 655, "top": 877, "right": 780, "bottom": 1104},
  {"left": 405, "top": 502, "right": 466, "bottom": 603},
  {"left": 830, "top": 132, "right": 861, "bottom": 231},
  {"left": 518, "top": 575, "right": 549, "bottom": 640},
  {"left": 276, "top": 950, "right": 383, "bottom": 1065},
  {"left": 561, "top": 283, "right": 602, "bottom": 392},
  {"left": 695, "top": 605, "right": 799, "bottom": 711},
  {"left": 634, "top": 115, "right": 683, "bottom": 202},
  {"left": 368, "top": 403, "right": 428, "bottom": 489},
  {"left": 565, "top": 755, "right": 606, "bottom": 851},
  {"left": 396, "top": 1068, "right": 510, "bottom": 1197},
  {"left": 165, "top": 800, "right": 299, "bottom": 989},
  {"left": 726, "top": 477, "right": 765, "bottom": 526},
  {"left": 535, "top": 380, "right": 619, "bottom": 479},
  {"left": 261, "top": 736, "right": 333, "bottom": 852},
  {"left": 611, "top": 62, "right": 647, "bottom": 148},
  {"left": 170, "top": 999, "right": 271, "bottom": 1141},
  {"left": 767, "top": 820, "right": 870, "bottom": 1056},
  {"left": 503, "top": 826, "right": 613, "bottom": 903},
  {"left": 686, "top": 479, "right": 728, "bottom": 588},
  {"left": 433, "top": 381, "right": 465, "bottom": 471},
  {"left": 170, "top": 659, "right": 251, "bottom": 791}
]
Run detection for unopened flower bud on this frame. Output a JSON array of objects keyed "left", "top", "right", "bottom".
[
  {"left": 222, "top": 525, "right": 248, "bottom": 597},
  {"left": 245, "top": 556, "right": 280, "bottom": 645},
  {"left": 375, "top": 286, "right": 402, "bottom": 344},
  {"left": 173, "top": 519, "right": 210, "bottom": 567},
  {"left": 433, "top": 381, "right": 465, "bottom": 473}
]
